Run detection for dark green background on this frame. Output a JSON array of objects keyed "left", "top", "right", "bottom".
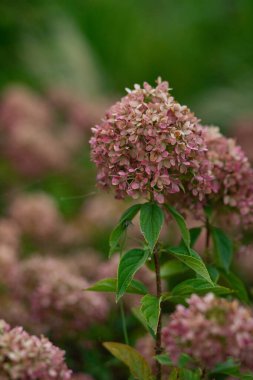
[{"left": 1, "top": 0, "right": 253, "bottom": 126}]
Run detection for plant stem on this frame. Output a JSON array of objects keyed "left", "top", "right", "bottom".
[
  {"left": 120, "top": 301, "right": 129, "bottom": 345},
  {"left": 154, "top": 247, "right": 162, "bottom": 380},
  {"left": 119, "top": 231, "right": 129, "bottom": 345},
  {"left": 205, "top": 217, "right": 210, "bottom": 251}
]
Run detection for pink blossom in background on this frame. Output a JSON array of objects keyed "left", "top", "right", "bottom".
[
  {"left": 9, "top": 193, "right": 62, "bottom": 241},
  {"left": 4, "top": 122, "right": 70, "bottom": 176},
  {"left": 0, "top": 219, "right": 20, "bottom": 250},
  {"left": 162, "top": 293, "right": 253, "bottom": 371},
  {"left": 67, "top": 250, "right": 102, "bottom": 281},
  {"left": 0, "top": 319, "right": 71, "bottom": 379},
  {"left": 0, "top": 85, "right": 105, "bottom": 178},
  {"left": 81, "top": 193, "right": 126, "bottom": 229},
  {"left": 47, "top": 88, "right": 107, "bottom": 132},
  {"left": 90, "top": 79, "right": 214, "bottom": 204},
  {"left": 203, "top": 126, "right": 253, "bottom": 226},
  {"left": 0, "top": 86, "right": 53, "bottom": 129},
  {"left": 19, "top": 256, "right": 110, "bottom": 337},
  {"left": 0, "top": 244, "right": 20, "bottom": 290}
]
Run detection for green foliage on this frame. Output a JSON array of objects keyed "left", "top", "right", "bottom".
[
  {"left": 221, "top": 270, "right": 249, "bottom": 303},
  {"left": 86, "top": 277, "right": 147, "bottom": 295},
  {"left": 165, "top": 278, "right": 232, "bottom": 299},
  {"left": 131, "top": 307, "right": 155, "bottom": 339},
  {"left": 103, "top": 342, "right": 154, "bottom": 380},
  {"left": 211, "top": 227, "right": 233, "bottom": 272},
  {"left": 207, "top": 265, "right": 220, "bottom": 283},
  {"left": 189, "top": 227, "right": 202, "bottom": 248},
  {"left": 140, "top": 202, "right": 164, "bottom": 253},
  {"left": 116, "top": 248, "right": 150, "bottom": 302},
  {"left": 208, "top": 358, "right": 253, "bottom": 379},
  {"left": 177, "top": 353, "right": 192, "bottom": 369},
  {"left": 160, "top": 259, "right": 189, "bottom": 278},
  {"left": 165, "top": 205, "right": 191, "bottom": 250},
  {"left": 155, "top": 353, "right": 202, "bottom": 380},
  {"left": 168, "top": 246, "right": 213, "bottom": 285},
  {"left": 109, "top": 204, "right": 141, "bottom": 256},
  {"left": 154, "top": 354, "right": 173, "bottom": 366},
  {"left": 140, "top": 294, "right": 161, "bottom": 334}
]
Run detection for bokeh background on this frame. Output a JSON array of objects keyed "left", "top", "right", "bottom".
[
  {"left": 1, "top": 0, "right": 253, "bottom": 128},
  {"left": 0, "top": 1, "right": 253, "bottom": 379}
]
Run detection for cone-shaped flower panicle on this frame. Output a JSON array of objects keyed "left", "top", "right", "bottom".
[{"left": 90, "top": 79, "right": 214, "bottom": 203}]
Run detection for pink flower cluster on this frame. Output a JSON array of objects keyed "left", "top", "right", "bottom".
[
  {"left": 90, "top": 80, "right": 253, "bottom": 227},
  {"left": 90, "top": 79, "right": 214, "bottom": 203},
  {"left": 203, "top": 126, "right": 253, "bottom": 225},
  {"left": 0, "top": 85, "right": 104, "bottom": 177},
  {"left": 162, "top": 293, "right": 253, "bottom": 371},
  {"left": 0, "top": 319, "right": 71, "bottom": 379},
  {"left": 7, "top": 192, "right": 84, "bottom": 250},
  {"left": 9, "top": 192, "right": 62, "bottom": 241},
  {"left": 19, "top": 256, "right": 109, "bottom": 337}
]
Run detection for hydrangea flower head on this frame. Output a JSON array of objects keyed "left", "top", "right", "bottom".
[
  {"left": 90, "top": 79, "right": 214, "bottom": 203},
  {"left": 20, "top": 256, "right": 109, "bottom": 336},
  {"left": 204, "top": 126, "right": 253, "bottom": 226},
  {"left": 0, "top": 319, "right": 71, "bottom": 379},
  {"left": 162, "top": 293, "right": 253, "bottom": 371}
]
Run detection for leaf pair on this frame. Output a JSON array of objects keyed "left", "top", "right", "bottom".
[{"left": 140, "top": 203, "right": 194, "bottom": 253}]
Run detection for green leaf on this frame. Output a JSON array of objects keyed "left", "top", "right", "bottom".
[
  {"left": 211, "top": 227, "right": 233, "bottom": 272},
  {"left": 109, "top": 204, "right": 141, "bottom": 256},
  {"left": 86, "top": 278, "right": 148, "bottom": 295},
  {"left": 117, "top": 249, "right": 150, "bottom": 302},
  {"left": 165, "top": 204, "right": 191, "bottom": 249},
  {"left": 189, "top": 227, "right": 202, "bottom": 248},
  {"left": 160, "top": 259, "right": 189, "bottom": 278},
  {"left": 221, "top": 270, "right": 249, "bottom": 303},
  {"left": 169, "top": 369, "right": 179, "bottom": 380},
  {"left": 140, "top": 202, "right": 164, "bottom": 252},
  {"left": 164, "top": 278, "right": 232, "bottom": 298},
  {"left": 131, "top": 307, "right": 155, "bottom": 339},
  {"left": 207, "top": 265, "right": 220, "bottom": 283},
  {"left": 178, "top": 353, "right": 192, "bottom": 368},
  {"left": 155, "top": 354, "right": 173, "bottom": 366},
  {"left": 168, "top": 246, "right": 213, "bottom": 285},
  {"left": 179, "top": 368, "right": 202, "bottom": 380},
  {"left": 109, "top": 224, "right": 126, "bottom": 257},
  {"left": 241, "top": 374, "right": 253, "bottom": 380},
  {"left": 140, "top": 294, "right": 161, "bottom": 334},
  {"left": 209, "top": 358, "right": 240, "bottom": 376},
  {"left": 103, "top": 342, "right": 153, "bottom": 380},
  {"left": 204, "top": 204, "right": 213, "bottom": 221}
]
